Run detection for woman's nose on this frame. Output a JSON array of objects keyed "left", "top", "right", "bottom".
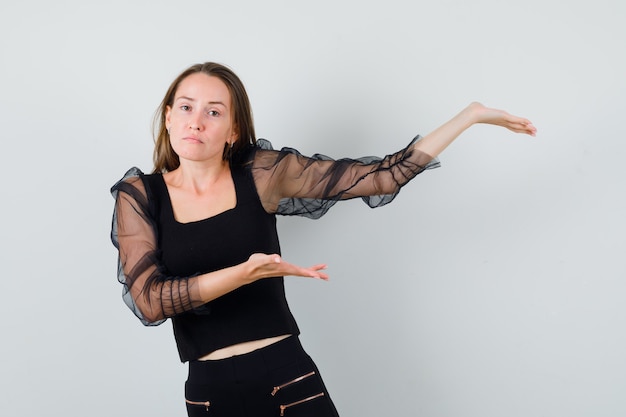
[{"left": 188, "top": 113, "right": 202, "bottom": 130}]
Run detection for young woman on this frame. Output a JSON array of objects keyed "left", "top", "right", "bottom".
[{"left": 110, "top": 62, "right": 536, "bottom": 417}]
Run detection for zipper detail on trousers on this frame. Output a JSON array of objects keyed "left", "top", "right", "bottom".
[
  {"left": 271, "top": 371, "right": 316, "bottom": 396},
  {"left": 185, "top": 399, "right": 211, "bottom": 411},
  {"left": 279, "top": 392, "right": 325, "bottom": 416}
]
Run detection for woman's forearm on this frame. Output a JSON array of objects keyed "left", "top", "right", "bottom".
[
  {"left": 195, "top": 254, "right": 327, "bottom": 306},
  {"left": 413, "top": 102, "right": 536, "bottom": 159},
  {"left": 413, "top": 104, "right": 476, "bottom": 158},
  {"left": 195, "top": 262, "right": 252, "bottom": 303}
]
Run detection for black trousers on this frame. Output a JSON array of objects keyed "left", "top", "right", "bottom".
[{"left": 185, "top": 336, "right": 340, "bottom": 417}]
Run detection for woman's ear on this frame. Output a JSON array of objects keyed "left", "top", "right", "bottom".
[
  {"left": 230, "top": 125, "right": 239, "bottom": 144},
  {"left": 165, "top": 106, "right": 172, "bottom": 131}
]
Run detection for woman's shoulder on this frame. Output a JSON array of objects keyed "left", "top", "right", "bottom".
[
  {"left": 111, "top": 166, "right": 142, "bottom": 188},
  {"left": 242, "top": 138, "right": 302, "bottom": 166},
  {"left": 111, "top": 167, "right": 162, "bottom": 196},
  {"left": 255, "top": 138, "right": 274, "bottom": 151}
]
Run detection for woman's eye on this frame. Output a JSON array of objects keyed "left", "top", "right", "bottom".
[
  {"left": 208, "top": 110, "right": 220, "bottom": 117},
  {"left": 180, "top": 105, "right": 190, "bottom": 111}
]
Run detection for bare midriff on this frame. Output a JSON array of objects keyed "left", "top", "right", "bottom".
[{"left": 198, "top": 334, "right": 292, "bottom": 361}]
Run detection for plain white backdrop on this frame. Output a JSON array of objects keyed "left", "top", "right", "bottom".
[{"left": 1, "top": 1, "right": 625, "bottom": 416}]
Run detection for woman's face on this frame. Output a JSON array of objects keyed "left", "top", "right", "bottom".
[{"left": 165, "top": 72, "right": 237, "bottom": 165}]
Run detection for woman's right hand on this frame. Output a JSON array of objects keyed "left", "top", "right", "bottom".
[{"left": 245, "top": 253, "right": 329, "bottom": 282}]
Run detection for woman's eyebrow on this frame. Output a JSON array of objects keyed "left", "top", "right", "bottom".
[{"left": 175, "top": 96, "right": 226, "bottom": 107}]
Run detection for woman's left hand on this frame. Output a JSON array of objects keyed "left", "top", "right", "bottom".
[{"left": 467, "top": 102, "right": 537, "bottom": 136}]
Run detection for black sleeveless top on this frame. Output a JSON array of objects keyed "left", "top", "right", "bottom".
[{"left": 142, "top": 163, "right": 299, "bottom": 362}]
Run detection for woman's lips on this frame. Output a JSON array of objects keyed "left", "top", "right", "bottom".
[{"left": 183, "top": 136, "right": 203, "bottom": 143}]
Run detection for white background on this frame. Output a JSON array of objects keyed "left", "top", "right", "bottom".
[{"left": 1, "top": 1, "right": 625, "bottom": 416}]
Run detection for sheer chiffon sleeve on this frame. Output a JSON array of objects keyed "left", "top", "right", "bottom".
[
  {"left": 110, "top": 168, "right": 203, "bottom": 326},
  {"left": 250, "top": 135, "right": 440, "bottom": 219}
]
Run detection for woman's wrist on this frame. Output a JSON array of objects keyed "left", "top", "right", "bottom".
[{"left": 460, "top": 102, "right": 483, "bottom": 128}]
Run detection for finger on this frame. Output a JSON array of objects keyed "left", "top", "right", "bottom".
[
  {"left": 508, "top": 127, "right": 536, "bottom": 136},
  {"left": 260, "top": 253, "right": 282, "bottom": 263},
  {"left": 298, "top": 266, "right": 329, "bottom": 281},
  {"left": 310, "top": 271, "right": 330, "bottom": 281},
  {"left": 248, "top": 253, "right": 280, "bottom": 264},
  {"left": 506, "top": 120, "right": 537, "bottom": 135},
  {"left": 317, "top": 273, "right": 329, "bottom": 281}
]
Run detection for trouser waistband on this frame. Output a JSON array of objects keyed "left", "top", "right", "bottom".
[{"left": 187, "top": 336, "right": 309, "bottom": 384}]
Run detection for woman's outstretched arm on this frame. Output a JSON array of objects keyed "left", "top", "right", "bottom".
[
  {"left": 413, "top": 102, "right": 536, "bottom": 159},
  {"left": 250, "top": 102, "right": 536, "bottom": 219}
]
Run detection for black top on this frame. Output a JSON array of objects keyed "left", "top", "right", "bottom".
[
  {"left": 110, "top": 137, "right": 439, "bottom": 362},
  {"left": 143, "top": 164, "right": 299, "bottom": 362}
]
